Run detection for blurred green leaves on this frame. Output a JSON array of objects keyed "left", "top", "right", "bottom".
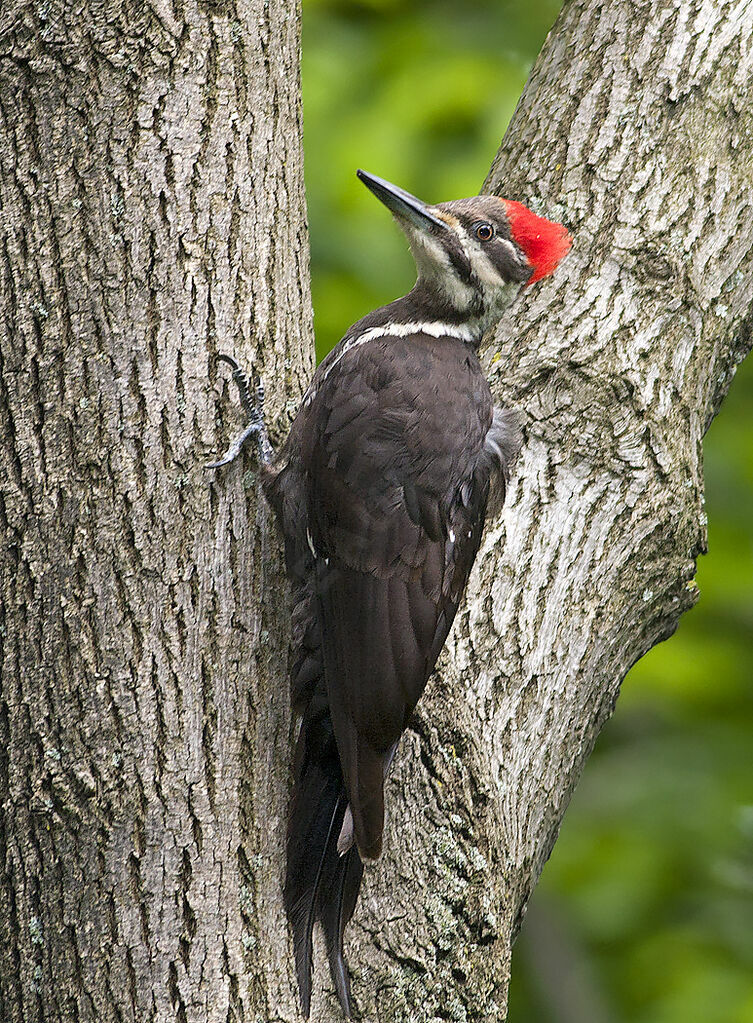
[
  {"left": 301, "top": 2, "right": 753, "bottom": 1019},
  {"left": 302, "top": 0, "right": 560, "bottom": 358}
]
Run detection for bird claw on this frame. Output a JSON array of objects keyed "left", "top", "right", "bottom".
[{"left": 206, "top": 353, "right": 273, "bottom": 468}]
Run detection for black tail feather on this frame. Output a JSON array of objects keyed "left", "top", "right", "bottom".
[
  {"left": 318, "top": 844, "right": 364, "bottom": 1017},
  {"left": 284, "top": 707, "right": 364, "bottom": 1018}
]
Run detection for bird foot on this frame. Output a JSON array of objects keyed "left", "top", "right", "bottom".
[{"left": 206, "top": 353, "right": 273, "bottom": 468}]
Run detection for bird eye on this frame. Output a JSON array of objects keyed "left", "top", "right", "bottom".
[{"left": 474, "top": 222, "right": 495, "bottom": 242}]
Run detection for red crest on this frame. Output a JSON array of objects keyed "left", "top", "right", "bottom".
[{"left": 501, "top": 199, "right": 572, "bottom": 284}]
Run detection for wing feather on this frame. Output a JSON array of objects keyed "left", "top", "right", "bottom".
[{"left": 305, "top": 333, "right": 496, "bottom": 859}]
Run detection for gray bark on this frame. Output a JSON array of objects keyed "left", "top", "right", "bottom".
[
  {"left": 344, "top": 2, "right": 753, "bottom": 1021},
  {"left": 1, "top": 1, "right": 751, "bottom": 1023},
  {"left": 0, "top": 1, "right": 312, "bottom": 1020}
]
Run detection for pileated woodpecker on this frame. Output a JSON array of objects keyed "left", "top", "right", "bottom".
[{"left": 208, "top": 171, "right": 571, "bottom": 1018}]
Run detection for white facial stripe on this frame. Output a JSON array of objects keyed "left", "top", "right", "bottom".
[
  {"left": 454, "top": 230, "right": 521, "bottom": 328},
  {"left": 409, "top": 219, "right": 522, "bottom": 320},
  {"left": 457, "top": 230, "right": 515, "bottom": 288},
  {"left": 478, "top": 238, "right": 518, "bottom": 285},
  {"left": 407, "top": 228, "right": 476, "bottom": 312},
  {"left": 303, "top": 320, "right": 478, "bottom": 407}
]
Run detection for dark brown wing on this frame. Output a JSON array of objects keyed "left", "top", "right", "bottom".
[{"left": 304, "top": 332, "right": 494, "bottom": 859}]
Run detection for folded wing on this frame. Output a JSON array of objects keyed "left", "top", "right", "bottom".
[{"left": 306, "top": 332, "right": 495, "bottom": 859}]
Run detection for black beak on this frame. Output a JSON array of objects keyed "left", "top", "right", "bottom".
[{"left": 357, "top": 170, "right": 446, "bottom": 232}]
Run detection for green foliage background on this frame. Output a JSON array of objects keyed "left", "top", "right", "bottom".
[{"left": 301, "top": 2, "right": 753, "bottom": 1020}]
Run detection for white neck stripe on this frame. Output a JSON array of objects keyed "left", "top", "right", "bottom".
[
  {"left": 354, "top": 321, "right": 477, "bottom": 343},
  {"left": 303, "top": 321, "right": 479, "bottom": 407}
]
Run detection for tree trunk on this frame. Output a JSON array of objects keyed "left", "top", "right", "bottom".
[
  {"left": 344, "top": 2, "right": 753, "bottom": 1021},
  {"left": 0, "top": 1, "right": 313, "bottom": 1020},
  {"left": 1, "top": 2, "right": 751, "bottom": 1023}
]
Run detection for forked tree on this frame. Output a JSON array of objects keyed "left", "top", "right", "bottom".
[{"left": 1, "top": 0, "right": 751, "bottom": 1020}]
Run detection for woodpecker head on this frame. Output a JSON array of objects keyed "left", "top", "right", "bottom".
[{"left": 357, "top": 169, "right": 571, "bottom": 333}]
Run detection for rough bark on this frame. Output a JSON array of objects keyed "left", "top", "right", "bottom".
[
  {"left": 1, "top": 1, "right": 752, "bottom": 1023},
  {"left": 0, "top": 1, "right": 313, "bottom": 1021},
  {"left": 343, "top": 2, "right": 753, "bottom": 1021}
]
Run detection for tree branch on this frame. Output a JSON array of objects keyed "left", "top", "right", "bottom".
[{"left": 343, "top": 2, "right": 753, "bottom": 1020}]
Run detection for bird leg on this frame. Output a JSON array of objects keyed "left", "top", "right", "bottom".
[{"left": 206, "top": 353, "right": 273, "bottom": 468}]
